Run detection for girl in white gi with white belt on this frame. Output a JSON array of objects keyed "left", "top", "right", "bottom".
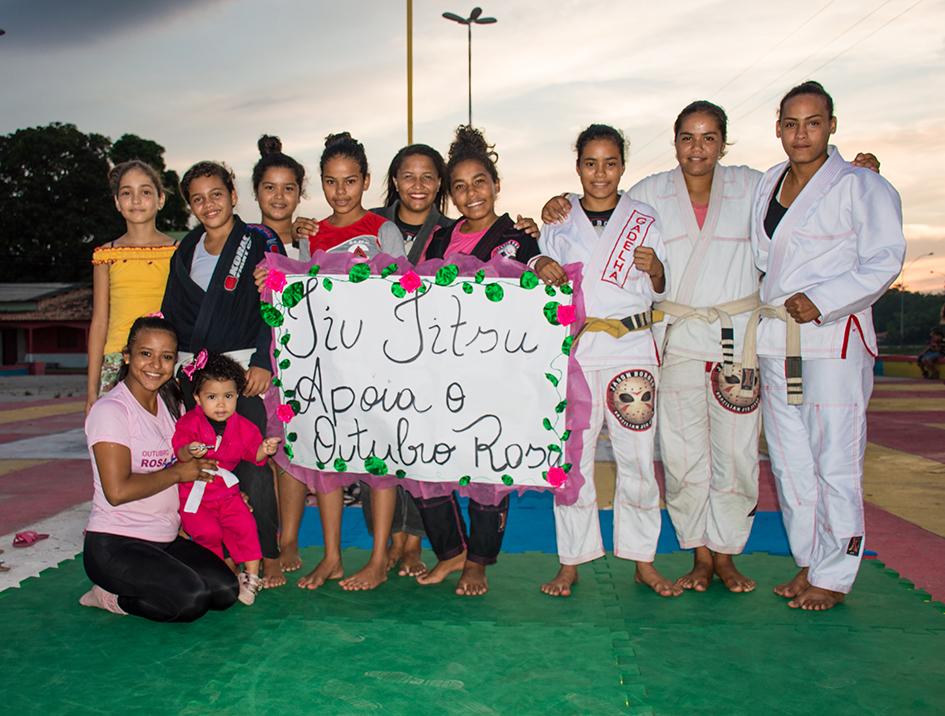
[
  {"left": 534, "top": 125, "right": 676, "bottom": 598},
  {"left": 752, "top": 81, "right": 904, "bottom": 610}
]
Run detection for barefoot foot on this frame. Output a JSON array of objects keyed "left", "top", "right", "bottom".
[
  {"left": 713, "top": 553, "right": 756, "bottom": 593},
  {"left": 279, "top": 542, "right": 302, "bottom": 573},
  {"left": 79, "top": 585, "right": 127, "bottom": 615},
  {"left": 788, "top": 585, "right": 845, "bottom": 610},
  {"left": 635, "top": 561, "right": 683, "bottom": 597},
  {"left": 416, "top": 552, "right": 466, "bottom": 586},
  {"left": 675, "top": 549, "right": 714, "bottom": 592},
  {"left": 397, "top": 541, "right": 427, "bottom": 577},
  {"left": 262, "top": 557, "right": 286, "bottom": 589},
  {"left": 540, "top": 564, "right": 579, "bottom": 597},
  {"left": 297, "top": 556, "right": 344, "bottom": 590},
  {"left": 774, "top": 567, "right": 810, "bottom": 599},
  {"left": 455, "top": 561, "right": 489, "bottom": 596},
  {"left": 339, "top": 558, "right": 389, "bottom": 591}
]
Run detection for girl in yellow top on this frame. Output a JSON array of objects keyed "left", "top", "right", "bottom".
[{"left": 86, "top": 161, "right": 178, "bottom": 414}]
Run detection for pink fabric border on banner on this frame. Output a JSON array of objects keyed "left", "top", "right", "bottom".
[{"left": 260, "top": 250, "right": 592, "bottom": 507}]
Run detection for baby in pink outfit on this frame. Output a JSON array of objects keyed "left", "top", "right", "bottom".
[{"left": 173, "top": 351, "right": 280, "bottom": 605}]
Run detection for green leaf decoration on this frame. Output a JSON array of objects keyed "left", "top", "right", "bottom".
[
  {"left": 474, "top": 269, "right": 486, "bottom": 284},
  {"left": 333, "top": 458, "right": 347, "bottom": 472},
  {"left": 542, "top": 417, "right": 553, "bottom": 430},
  {"left": 364, "top": 456, "right": 389, "bottom": 475},
  {"left": 391, "top": 283, "right": 407, "bottom": 298},
  {"left": 435, "top": 264, "right": 459, "bottom": 286},
  {"left": 280, "top": 334, "right": 291, "bottom": 345},
  {"left": 288, "top": 399, "right": 301, "bottom": 414},
  {"left": 308, "top": 265, "right": 320, "bottom": 277},
  {"left": 323, "top": 278, "right": 333, "bottom": 292},
  {"left": 272, "top": 377, "right": 282, "bottom": 387},
  {"left": 561, "top": 430, "right": 571, "bottom": 441},
  {"left": 349, "top": 263, "right": 371, "bottom": 283},
  {"left": 542, "top": 470, "right": 548, "bottom": 480},
  {"left": 260, "top": 302, "right": 284, "bottom": 327},
  {"left": 459, "top": 475, "right": 471, "bottom": 486},
  {"left": 501, "top": 474, "right": 513, "bottom": 486},
  {"left": 560, "top": 284, "right": 573, "bottom": 295},
  {"left": 461, "top": 282, "right": 474, "bottom": 294},
  {"left": 543, "top": 301, "right": 561, "bottom": 325},
  {"left": 283, "top": 444, "right": 294, "bottom": 459},
  {"left": 547, "top": 444, "right": 562, "bottom": 454},
  {"left": 395, "top": 469, "right": 407, "bottom": 479},
  {"left": 279, "top": 358, "right": 291, "bottom": 370},
  {"left": 562, "top": 462, "right": 572, "bottom": 473},
  {"left": 316, "top": 461, "right": 325, "bottom": 469},
  {"left": 561, "top": 335, "right": 574, "bottom": 356},
  {"left": 555, "top": 399, "right": 568, "bottom": 414},
  {"left": 417, "top": 283, "right": 428, "bottom": 295},
  {"left": 282, "top": 281, "right": 305, "bottom": 308},
  {"left": 273, "top": 348, "right": 281, "bottom": 358},
  {"left": 520, "top": 270, "right": 539, "bottom": 289},
  {"left": 287, "top": 432, "right": 298, "bottom": 442},
  {"left": 283, "top": 389, "right": 295, "bottom": 398},
  {"left": 545, "top": 372, "right": 560, "bottom": 387},
  {"left": 545, "top": 285, "right": 557, "bottom": 297},
  {"left": 485, "top": 283, "right": 504, "bottom": 302},
  {"left": 381, "top": 263, "right": 398, "bottom": 278}
]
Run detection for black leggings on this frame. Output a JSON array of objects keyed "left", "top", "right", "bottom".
[
  {"left": 180, "top": 373, "right": 280, "bottom": 559},
  {"left": 414, "top": 494, "right": 509, "bottom": 565},
  {"left": 83, "top": 531, "right": 238, "bottom": 622}
]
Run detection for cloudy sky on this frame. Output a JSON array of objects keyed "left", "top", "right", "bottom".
[{"left": 2, "top": 0, "right": 943, "bottom": 291}]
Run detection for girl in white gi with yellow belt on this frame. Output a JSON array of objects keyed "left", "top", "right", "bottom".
[
  {"left": 752, "top": 81, "right": 904, "bottom": 610},
  {"left": 534, "top": 125, "right": 675, "bottom": 598}
]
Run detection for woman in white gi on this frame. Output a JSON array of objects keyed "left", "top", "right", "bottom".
[
  {"left": 534, "top": 125, "right": 675, "bottom": 597},
  {"left": 752, "top": 81, "right": 904, "bottom": 610}
]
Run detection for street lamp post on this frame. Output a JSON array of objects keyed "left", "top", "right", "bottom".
[
  {"left": 442, "top": 7, "right": 497, "bottom": 126},
  {"left": 898, "top": 251, "right": 934, "bottom": 343}
]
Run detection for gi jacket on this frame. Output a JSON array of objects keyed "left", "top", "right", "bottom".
[{"left": 424, "top": 213, "right": 539, "bottom": 264}]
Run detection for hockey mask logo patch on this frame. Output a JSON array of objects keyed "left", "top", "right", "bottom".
[
  {"left": 492, "top": 240, "right": 521, "bottom": 260},
  {"left": 711, "top": 364, "right": 760, "bottom": 414},
  {"left": 607, "top": 369, "right": 655, "bottom": 431}
]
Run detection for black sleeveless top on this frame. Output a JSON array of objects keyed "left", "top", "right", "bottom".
[{"left": 763, "top": 169, "right": 790, "bottom": 239}]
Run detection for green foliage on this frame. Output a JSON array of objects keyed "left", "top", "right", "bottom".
[{"left": 873, "top": 288, "right": 945, "bottom": 347}]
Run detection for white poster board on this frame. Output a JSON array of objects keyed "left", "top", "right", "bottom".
[{"left": 265, "top": 266, "right": 574, "bottom": 489}]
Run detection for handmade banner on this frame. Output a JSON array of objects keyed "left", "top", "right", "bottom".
[{"left": 261, "top": 258, "right": 579, "bottom": 491}]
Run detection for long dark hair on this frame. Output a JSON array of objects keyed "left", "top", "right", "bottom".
[
  {"left": 252, "top": 134, "right": 306, "bottom": 194},
  {"left": 116, "top": 316, "right": 183, "bottom": 419},
  {"left": 383, "top": 144, "right": 449, "bottom": 213}
]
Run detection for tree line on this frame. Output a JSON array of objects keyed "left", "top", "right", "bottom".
[{"left": 0, "top": 123, "right": 189, "bottom": 282}]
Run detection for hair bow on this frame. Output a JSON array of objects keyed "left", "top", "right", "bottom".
[
  {"left": 182, "top": 349, "right": 208, "bottom": 379},
  {"left": 145, "top": 311, "right": 164, "bottom": 319}
]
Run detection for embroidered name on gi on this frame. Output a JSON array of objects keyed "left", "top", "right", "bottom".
[
  {"left": 224, "top": 235, "right": 252, "bottom": 291},
  {"left": 601, "top": 210, "right": 654, "bottom": 288}
]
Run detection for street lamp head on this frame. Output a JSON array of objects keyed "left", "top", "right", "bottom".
[
  {"left": 469, "top": 7, "right": 483, "bottom": 19},
  {"left": 443, "top": 8, "right": 498, "bottom": 25},
  {"left": 474, "top": 16, "right": 497, "bottom": 24},
  {"left": 442, "top": 11, "right": 469, "bottom": 24}
]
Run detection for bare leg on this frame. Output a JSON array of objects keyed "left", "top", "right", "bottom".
[
  {"left": 277, "top": 466, "right": 306, "bottom": 572},
  {"left": 340, "top": 485, "right": 394, "bottom": 591},
  {"left": 635, "top": 561, "right": 683, "bottom": 597},
  {"left": 774, "top": 567, "right": 810, "bottom": 599},
  {"left": 397, "top": 534, "right": 427, "bottom": 576},
  {"left": 674, "top": 546, "right": 714, "bottom": 592},
  {"left": 298, "top": 488, "right": 344, "bottom": 590},
  {"left": 789, "top": 585, "right": 845, "bottom": 610},
  {"left": 455, "top": 561, "right": 489, "bottom": 596},
  {"left": 540, "top": 564, "right": 579, "bottom": 597},
  {"left": 416, "top": 551, "right": 466, "bottom": 585},
  {"left": 713, "top": 552, "right": 756, "bottom": 593}
]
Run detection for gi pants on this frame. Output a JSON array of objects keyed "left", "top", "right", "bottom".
[
  {"left": 179, "top": 491, "right": 262, "bottom": 564},
  {"left": 415, "top": 494, "right": 509, "bottom": 566},
  {"left": 660, "top": 354, "right": 759, "bottom": 554},
  {"left": 760, "top": 339, "right": 872, "bottom": 594},
  {"left": 554, "top": 364, "right": 660, "bottom": 564}
]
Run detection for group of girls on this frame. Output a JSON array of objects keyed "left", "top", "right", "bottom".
[{"left": 81, "top": 78, "right": 902, "bottom": 621}]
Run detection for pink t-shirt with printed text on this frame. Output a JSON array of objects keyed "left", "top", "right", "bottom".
[
  {"left": 444, "top": 223, "right": 488, "bottom": 258},
  {"left": 85, "top": 381, "right": 180, "bottom": 542}
]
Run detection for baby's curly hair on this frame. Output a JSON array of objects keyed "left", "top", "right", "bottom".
[{"left": 191, "top": 353, "right": 247, "bottom": 395}]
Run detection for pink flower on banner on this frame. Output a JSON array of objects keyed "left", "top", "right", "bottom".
[
  {"left": 276, "top": 403, "right": 296, "bottom": 423},
  {"left": 547, "top": 466, "right": 567, "bottom": 488},
  {"left": 266, "top": 270, "right": 287, "bottom": 292},
  {"left": 556, "top": 304, "right": 577, "bottom": 326},
  {"left": 399, "top": 271, "right": 422, "bottom": 293}
]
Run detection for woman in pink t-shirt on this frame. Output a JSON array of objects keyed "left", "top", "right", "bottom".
[{"left": 80, "top": 315, "right": 238, "bottom": 621}]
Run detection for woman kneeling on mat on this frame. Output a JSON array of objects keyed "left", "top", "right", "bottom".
[{"left": 80, "top": 315, "right": 239, "bottom": 621}]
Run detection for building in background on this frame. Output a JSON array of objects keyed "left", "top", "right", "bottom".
[{"left": 0, "top": 284, "right": 91, "bottom": 374}]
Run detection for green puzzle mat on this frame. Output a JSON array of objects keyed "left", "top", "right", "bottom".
[{"left": 1, "top": 550, "right": 943, "bottom": 715}]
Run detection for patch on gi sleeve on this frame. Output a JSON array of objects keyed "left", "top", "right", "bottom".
[
  {"left": 846, "top": 536, "right": 863, "bottom": 557},
  {"left": 606, "top": 369, "right": 655, "bottom": 431}
]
